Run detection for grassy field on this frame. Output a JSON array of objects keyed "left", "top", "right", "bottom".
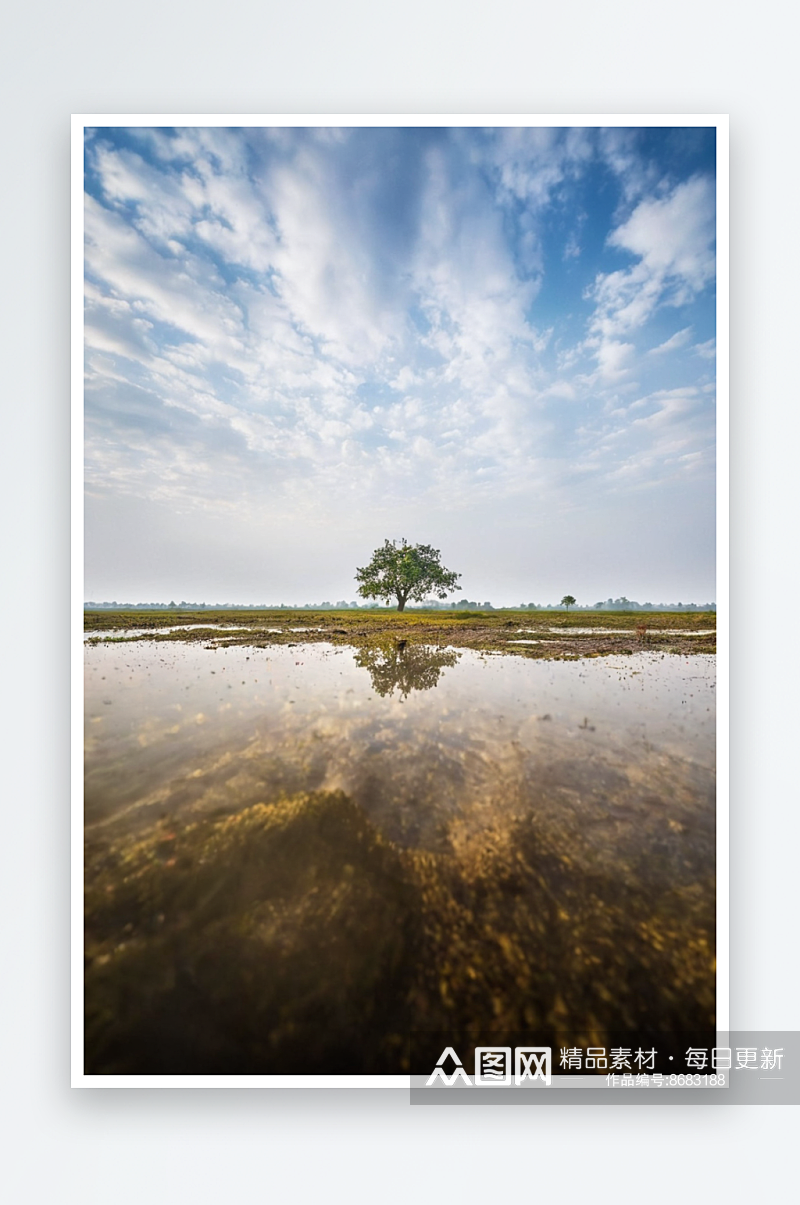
[{"left": 84, "top": 608, "right": 716, "bottom": 657}]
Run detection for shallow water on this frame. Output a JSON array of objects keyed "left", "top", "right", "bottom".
[
  {"left": 516, "top": 627, "right": 716, "bottom": 636},
  {"left": 85, "top": 642, "right": 714, "bottom": 841},
  {"left": 83, "top": 623, "right": 270, "bottom": 641},
  {"left": 84, "top": 641, "right": 716, "bottom": 1073}
]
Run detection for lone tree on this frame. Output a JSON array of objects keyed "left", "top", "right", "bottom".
[
  {"left": 560, "top": 594, "right": 576, "bottom": 610},
  {"left": 355, "top": 539, "right": 461, "bottom": 612}
]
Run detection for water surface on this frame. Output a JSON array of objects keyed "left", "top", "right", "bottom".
[{"left": 84, "top": 641, "right": 716, "bottom": 1074}]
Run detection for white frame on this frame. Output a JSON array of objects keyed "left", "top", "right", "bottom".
[{"left": 72, "top": 113, "right": 729, "bottom": 1088}]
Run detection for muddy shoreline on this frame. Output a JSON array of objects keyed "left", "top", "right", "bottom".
[{"left": 84, "top": 608, "right": 716, "bottom": 658}]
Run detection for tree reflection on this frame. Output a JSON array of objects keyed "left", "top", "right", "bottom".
[{"left": 354, "top": 641, "right": 461, "bottom": 698}]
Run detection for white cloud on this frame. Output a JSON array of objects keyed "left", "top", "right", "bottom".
[
  {"left": 596, "top": 340, "right": 635, "bottom": 380},
  {"left": 486, "top": 126, "right": 592, "bottom": 207},
  {"left": 584, "top": 176, "right": 715, "bottom": 380},
  {"left": 597, "top": 128, "right": 659, "bottom": 203},
  {"left": 609, "top": 175, "right": 715, "bottom": 295},
  {"left": 649, "top": 326, "right": 693, "bottom": 355},
  {"left": 83, "top": 127, "right": 717, "bottom": 602},
  {"left": 563, "top": 231, "right": 581, "bottom": 260}
]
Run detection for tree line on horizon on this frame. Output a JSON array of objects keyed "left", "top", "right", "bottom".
[
  {"left": 84, "top": 532, "right": 716, "bottom": 615},
  {"left": 84, "top": 597, "right": 716, "bottom": 613}
]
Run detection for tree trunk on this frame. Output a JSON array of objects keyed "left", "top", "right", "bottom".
[{"left": 397, "top": 598, "right": 406, "bottom": 612}]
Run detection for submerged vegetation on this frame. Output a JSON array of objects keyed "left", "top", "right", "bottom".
[{"left": 85, "top": 786, "right": 714, "bottom": 1074}]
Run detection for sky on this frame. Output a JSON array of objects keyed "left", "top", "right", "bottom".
[{"left": 83, "top": 125, "right": 716, "bottom": 606}]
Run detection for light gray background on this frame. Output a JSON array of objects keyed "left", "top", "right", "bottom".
[{"left": 2, "top": 2, "right": 797, "bottom": 1201}]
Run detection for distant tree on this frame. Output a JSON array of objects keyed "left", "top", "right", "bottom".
[
  {"left": 355, "top": 539, "right": 461, "bottom": 612},
  {"left": 560, "top": 594, "right": 576, "bottom": 610}
]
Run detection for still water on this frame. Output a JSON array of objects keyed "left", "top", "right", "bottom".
[{"left": 84, "top": 641, "right": 716, "bottom": 1074}]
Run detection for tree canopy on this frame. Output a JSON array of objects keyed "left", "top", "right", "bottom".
[
  {"left": 560, "top": 594, "right": 576, "bottom": 610},
  {"left": 355, "top": 539, "right": 461, "bottom": 612}
]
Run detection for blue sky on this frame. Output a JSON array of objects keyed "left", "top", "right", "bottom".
[{"left": 84, "top": 125, "right": 716, "bottom": 605}]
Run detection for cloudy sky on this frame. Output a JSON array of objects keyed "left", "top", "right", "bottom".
[{"left": 84, "top": 125, "right": 716, "bottom": 606}]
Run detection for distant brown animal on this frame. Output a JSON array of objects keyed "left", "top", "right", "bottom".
[{"left": 635, "top": 624, "right": 648, "bottom": 644}]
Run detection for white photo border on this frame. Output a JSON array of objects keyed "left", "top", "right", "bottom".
[{"left": 72, "top": 113, "right": 729, "bottom": 1089}]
